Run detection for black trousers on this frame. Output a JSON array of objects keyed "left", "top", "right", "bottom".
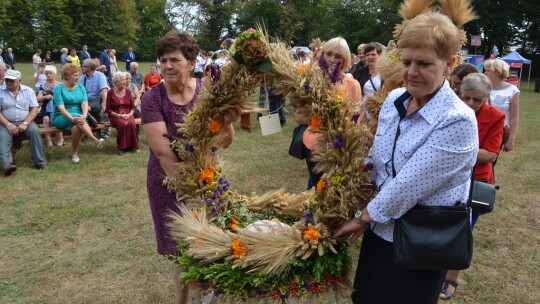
[{"left": 352, "top": 228, "right": 445, "bottom": 304}]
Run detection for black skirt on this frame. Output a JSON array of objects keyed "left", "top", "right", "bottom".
[{"left": 351, "top": 227, "right": 445, "bottom": 304}]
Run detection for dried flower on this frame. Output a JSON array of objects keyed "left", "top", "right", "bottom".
[
  {"left": 304, "top": 81, "right": 311, "bottom": 92},
  {"left": 301, "top": 227, "right": 320, "bottom": 243},
  {"left": 297, "top": 64, "right": 308, "bottom": 73},
  {"left": 184, "top": 143, "right": 195, "bottom": 153},
  {"left": 230, "top": 218, "right": 239, "bottom": 231},
  {"left": 242, "top": 39, "right": 269, "bottom": 65},
  {"left": 310, "top": 114, "right": 322, "bottom": 130},
  {"left": 231, "top": 239, "right": 247, "bottom": 258},
  {"left": 333, "top": 133, "right": 343, "bottom": 149},
  {"left": 316, "top": 179, "right": 326, "bottom": 193},
  {"left": 200, "top": 167, "right": 217, "bottom": 184},
  {"left": 208, "top": 119, "right": 222, "bottom": 134}
]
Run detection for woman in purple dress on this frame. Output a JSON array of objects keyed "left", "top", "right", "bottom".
[{"left": 141, "top": 30, "right": 240, "bottom": 304}]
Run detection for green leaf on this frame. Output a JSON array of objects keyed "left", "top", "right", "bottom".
[{"left": 256, "top": 57, "right": 272, "bottom": 73}]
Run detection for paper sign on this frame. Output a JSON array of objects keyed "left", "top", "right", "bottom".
[{"left": 259, "top": 114, "right": 281, "bottom": 136}]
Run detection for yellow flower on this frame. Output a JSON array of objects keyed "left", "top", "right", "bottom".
[
  {"left": 301, "top": 227, "right": 320, "bottom": 243},
  {"left": 208, "top": 119, "right": 222, "bottom": 134},
  {"left": 231, "top": 239, "right": 247, "bottom": 258},
  {"left": 199, "top": 167, "right": 217, "bottom": 184}
]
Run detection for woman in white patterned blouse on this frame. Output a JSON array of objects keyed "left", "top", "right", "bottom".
[{"left": 334, "top": 12, "right": 478, "bottom": 304}]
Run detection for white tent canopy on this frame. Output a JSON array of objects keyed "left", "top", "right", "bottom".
[{"left": 500, "top": 51, "right": 532, "bottom": 88}]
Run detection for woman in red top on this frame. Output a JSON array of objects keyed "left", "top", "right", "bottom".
[
  {"left": 440, "top": 72, "right": 505, "bottom": 300},
  {"left": 144, "top": 64, "right": 162, "bottom": 90},
  {"left": 106, "top": 72, "right": 140, "bottom": 154}
]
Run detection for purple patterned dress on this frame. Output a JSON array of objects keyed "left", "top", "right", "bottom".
[{"left": 141, "top": 80, "right": 201, "bottom": 255}]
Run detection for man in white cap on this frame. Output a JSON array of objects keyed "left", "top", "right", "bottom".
[{"left": 0, "top": 69, "right": 47, "bottom": 175}]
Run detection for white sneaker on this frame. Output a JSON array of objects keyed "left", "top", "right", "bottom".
[{"left": 97, "top": 138, "right": 105, "bottom": 149}]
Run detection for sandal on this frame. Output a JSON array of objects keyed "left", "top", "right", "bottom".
[{"left": 439, "top": 280, "right": 459, "bottom": 300}]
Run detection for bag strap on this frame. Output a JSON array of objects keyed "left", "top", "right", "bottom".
[{"left": 391, "top": 91, "right": 410, "bottom": 177}]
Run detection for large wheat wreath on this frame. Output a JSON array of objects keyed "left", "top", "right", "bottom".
[{"left": 166, "top": 0, "right": 476, "bottom": 302}]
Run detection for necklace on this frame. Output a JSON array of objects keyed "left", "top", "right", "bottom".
[{"left": 170, "top": 100, "right": 185, "bottom": 115}]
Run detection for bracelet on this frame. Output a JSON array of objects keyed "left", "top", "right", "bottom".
[{"left": 6, "top": 123, "right": 12, "bottom": 128}]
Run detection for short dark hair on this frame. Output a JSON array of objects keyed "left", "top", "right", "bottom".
[
  {"left": 156, "top": 30, "right": 198, "bottom": 61},
  {"left": 363, "top": 42, "right": 383, "bottom": 55},
  {"left": 451, "top": 63, "right": 479, "bottom": 80}
]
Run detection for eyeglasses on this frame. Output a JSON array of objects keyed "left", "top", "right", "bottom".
[{"left": 461, "top": 95, "right": 485, "bottom": 103}]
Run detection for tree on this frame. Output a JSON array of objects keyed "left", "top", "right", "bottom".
[
  {"left": 135, "top": 0, "right": 170, "bottom": 60},
  {"left": 1, "top": 0, "right": 35, "bottom": 56},
  {"left": 33, "top": 0, "right": 78, "bottom": 55}
]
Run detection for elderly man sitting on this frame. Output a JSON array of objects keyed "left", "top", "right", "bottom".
[{"left": 0, "top": 69, "right": 47, "bottom": 175}]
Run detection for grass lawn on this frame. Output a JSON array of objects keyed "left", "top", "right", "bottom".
[{"left": 1, "top": 63, "right": 539, "bottom": 303}]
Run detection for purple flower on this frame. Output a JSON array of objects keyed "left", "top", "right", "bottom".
[
  {"left": 254, "top": 288, "right": 266, "bottom": 296},
  {"left": 211, "top": 146, "right": 218, "bottom": 153},
  {"left": 317, "top": 56, "right": 329, "bottom": 72},
  {"left": 352, "top": 113, "right": 360, "bottom": 124},
  {"left": 333, "top": 133, "right": 343, "bottom": 149},
  {"left": 184, "top": 143, "right": 194, "bottom": 153},
  {"left": 317, "top": 56, "right": 342, "bottom": 84},
  {"left": 213, "top": 290, "right": 222, "bottom": 297},
  {"left": 304, "top": 81, "right": 311, "bottom": 92},
  {"left": 210, "top": 65, "right": 221, "bottom": 83}
]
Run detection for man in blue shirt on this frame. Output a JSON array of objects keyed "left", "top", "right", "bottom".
[
  {"left": 0, "top": 70, "right": 47, "bottom": 175},
  {"left": 80, "top": 59, "right": 110, "bottom": 139}
]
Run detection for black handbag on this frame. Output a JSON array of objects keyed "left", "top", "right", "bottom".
[
  {"left": 288, "top": 124, "right": 307, "bottom": 160},
  {"left": 86, "top": 112, "right": 99, "bottom": 128},
  {"left": 390, "top": 93, "right": 473, "bottom": 270},
  {"left": 471, "top": 180, "right": 497, "bottom": 214}
]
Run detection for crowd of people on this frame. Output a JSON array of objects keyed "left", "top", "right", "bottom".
[{"left": 0, "top": 45, "right": 151, "bottom": 174}]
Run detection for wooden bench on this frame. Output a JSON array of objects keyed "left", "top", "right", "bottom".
[{"left": 9, "top": 118, "right": 142, "bottom": 160}]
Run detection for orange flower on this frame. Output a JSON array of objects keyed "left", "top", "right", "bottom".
[
  {"left": 199, "top": 167, "right": 216, "bottom": 184},
  {"left": 297, "top": 64, "right": 307, "bottom": 73},
  {"left": 359, "top": 163, "right": 366, "bottom": 171},
  {"left": 230, "top": 218, "right": 239, "bottom": 230},
  {"left": 316, "top": 179, "right": 326, "bottom": 193},
  {"left": 208, "top": 119, "right": 222, "bottom": 134},
  {"left": 301, "top": 227, "right": 320, "bottom": 243},
  {"left": 281, "top": 191, "right": 287, "bottom": 197},
  {"left": 231, "top": 239, "right": 247, "bottom": 258},
  {"left": 337, "top": 90, "right": 346, "bottom": 100},
  {"left": 310, "top": 114, "right": 322, "bottom": 130}
]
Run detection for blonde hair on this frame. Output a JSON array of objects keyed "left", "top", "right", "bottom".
[
  {"left": 322, "top": 37, "right": 351, "bottom": 73},
  {"left": 112, "top": 71, "right": 126, "bottom": 84},
  {"left": 61, "top": 48, "right": 68, "bottom": 54},
  {"left": 399, "top": 12, "right": 461, "bottom": 60},
  {"left": 484, "top": 59, "right": 509, "bottom": 79},
  {"left": 61, "top": 64, "right": 79, "bottom": 80}
]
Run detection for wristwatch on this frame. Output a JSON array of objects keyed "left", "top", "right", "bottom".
[
  {"left": 354, "top": 209, "right": 368, "bottom": 225},
  {"left": 22, "top": 122, "right": 29, "bottom": 126}
]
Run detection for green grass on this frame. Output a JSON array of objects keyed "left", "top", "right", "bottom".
[{"left": 1, "top": 63, "right": 540, "bottom": 303}]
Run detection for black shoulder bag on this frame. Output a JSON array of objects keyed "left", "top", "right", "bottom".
[
  {"left": 391, "top": 92, "right": 473, "bottom": 270},
  {"left": 288, "top": 124, "right": 307, "bottom": 160}
]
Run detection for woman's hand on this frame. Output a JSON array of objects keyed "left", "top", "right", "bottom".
[
  {"left": 333, "top": 219, "right": 369, "bottom": 243},
  {"left": 222, "top": 105, "right": 243, "bottom": 125},
  {"left": 503, "top": 140, "right": 514, "bottom": 152}
]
